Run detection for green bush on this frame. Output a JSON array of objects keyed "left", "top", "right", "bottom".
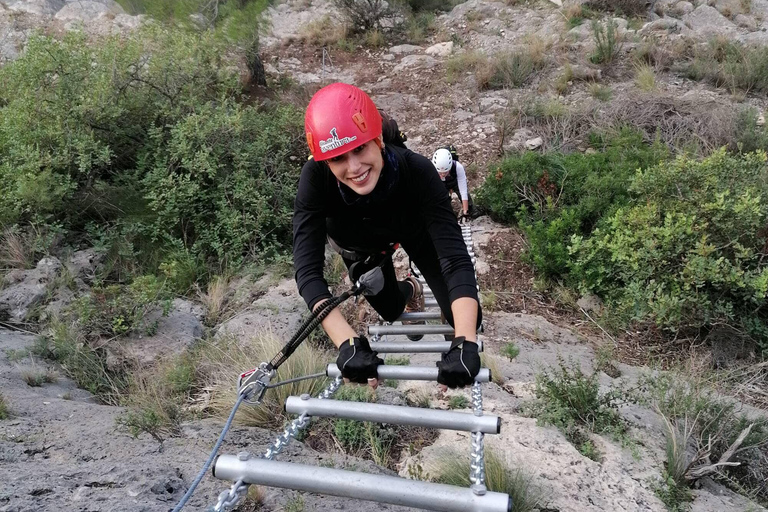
[
  {"left": 590, "top": 19, "right": 623, "bottom": 65},
  {"left": 571, "top": 150, "right": 768, "bottom": 352},
  {"left": 0, "top": 26, "right": 305, "bottom": 278},
  {"left": 476, "top": 129, "right": 667, "bottom": 278},
  {"left": 72, "top": 274, "right": 171, "bottom": 339}
]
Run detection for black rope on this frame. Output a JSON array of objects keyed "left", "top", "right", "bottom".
[{"left": 268, "top": 289, "right": 355, "bottom": 370}]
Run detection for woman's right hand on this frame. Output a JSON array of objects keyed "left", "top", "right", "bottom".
[{"left": 336, "top": 335, "right": 383, "bottom": 389}]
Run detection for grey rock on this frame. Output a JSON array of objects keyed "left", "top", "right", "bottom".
[
  {"left": 425, "top": 41, "right": 453, "bottom": 57},
  {"left": 54, "top": 0, "right": 124, "bottom": 21},
  {"left": 119, "top": 298, "right": 204, "bottom": 367},
  {"left": 673, "top": 1, "right": 694, "bottom": 16},
  {"left": 479, "top": 94, "right": 509, "bottom": 113},
  {"left": 387, "top": 44, "right": 422, "bottom": 55},
  {"left": 682, "top": 5, "right": 739, "bottom": 38},
  {"left": 0, "top": 257, "right": 61, "bottom": 322},
  {"left": 570, "top": 64, "right": 602, "bottom": 81},
  {"left": 392, "top": 54, "right": 437, "bottom": 73},
  {"left": 66, "top": 249, "right": 104, "bottom": 283},
  {"left": 7, "top": 0, "right": 64, "bottom": 17},
  {"left": 525, "top": 137, "right": 543, "bottom": 150},
  {"left": 734, "top": 13, "right": 757, "bottom": 30},
  {"left": 217, "top": 277, "right": 306, "bottom": 345},
  {"left": 639, "top": 16, "right": 691, "bottom": 35},
  {"left": 577, "top": 293, "right": 603, "bottom": 314}
]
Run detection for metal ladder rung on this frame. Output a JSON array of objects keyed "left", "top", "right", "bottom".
[
  {"left": 285, "top": 396, "right": 500, "bottom": 434},
  {"left": 370, "top": 340, "right": 484, "bottom": 353},
  {"left": 369, "top": 324, "right": 460, "bottom": 336},
  {"left": 326, "top": 364, "right": 491, "bottom": 383},
  {"left": 425, "top": 298, "right": 438, "bottom": 308},
  {"left": 393, "top": 311, "right": 443, "bottom": 321},
  {"left": 211, "top": 457, "right": 511, "bottom": 512}
]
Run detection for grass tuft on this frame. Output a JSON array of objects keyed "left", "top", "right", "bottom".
[
  {"left": 430, "top": 449, "right": 548, "bottom": 512},
  {"left": 0, "top": 393, "right": 9, "bottom": 419}
]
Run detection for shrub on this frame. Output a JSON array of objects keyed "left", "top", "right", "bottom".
[
  {"left": 402, "top": 11, "right": 436, "bottom": 44},
  {"left": 478, "top": 51, "right": 547, "bottom": 90},
  {"left": 502, "top": 343, "right": 520, "bottom": 360},
  {"left": 72, "top": 274, "right": 171, "bottom": 339},
  {"left": 686, "top": 39, "right": 768, "bottom": 94},
  {"left": 299, "top": 15, "right": 349, "bottom": 46},
  {"left": 570, "top": 150, "right": 768, "bottom": 353},
  {"left": 430, "top": 449, "right": 547, "bottom": 512},
  {"left": 36, "top": 319, "right": 127, "bottom": 404},
  {"left": 448, "top": 395, "right": 470, "bottom": 409},
  {"left": 0, "top": 26, "right": 305, "bottom": 275},
  {"left": 332, "top": 0, "right": 396, "bottom": 33},
  {"left": 476, "top": 129, "right": 667, "bottom": 278},
  {"left": 634, "top": 370, "right": 768, "bottom": 503},
  {"left": 590, "top": 19, "right": 623, "bottom": 65}
]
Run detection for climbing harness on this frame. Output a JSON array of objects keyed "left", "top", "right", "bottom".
[{"left": 174, "top": 222, "right": 511, "bottom": 512}]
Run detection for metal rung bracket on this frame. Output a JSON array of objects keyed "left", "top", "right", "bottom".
[
  {"left": 326, "top": 364, "right": 491, "bottom": 383},
  {"left": 211, "top": 457, "right": 511, "bottom": 512},
  {"left": 285, "top": 397, "right": 501, "bottom": 434}
]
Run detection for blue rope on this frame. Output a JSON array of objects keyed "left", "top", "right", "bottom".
[{"left": 171, "top": 392, "right": 245, "bottom": 512}]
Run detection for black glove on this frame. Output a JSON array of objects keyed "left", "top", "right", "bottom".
[
  {"left": 437, "top": 337, "right": 481, "bottom": 389},
  {"left": 336, "top": 335, "right": 384, "bottom": 384}
]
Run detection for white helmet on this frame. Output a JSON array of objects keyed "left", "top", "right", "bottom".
[{"left": 432, "top": 148, "right": 453, "bottom": 174}]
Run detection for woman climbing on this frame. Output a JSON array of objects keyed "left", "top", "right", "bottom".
[{"left": 293, "top": 83, "right": 481, "bottom": 390}]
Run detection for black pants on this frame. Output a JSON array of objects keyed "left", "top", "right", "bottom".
[{"left": 342, "top": 239, "right": 482, "bottom": 330}]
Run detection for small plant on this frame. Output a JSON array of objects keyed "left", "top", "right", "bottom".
[
  {"left": 21, "top": 368, "right": 57, "bottom": 387},
  {"left": 527, "top": 358, "right": 626, "bottom": 458},
  {"left": 588, "top": 83, "right": 612, "bottom": 101},
  {"left": 403, "top": 11, "right": 436, "bottom": 44},
  {"left": 298, "top": 15, "right": 349, "bottom": 46},
  {"left": 364, "top": 28, "right": 385, "bottom": 48},
  {"left": 283, "top": 494, "right": 305, "bottom": 512},
  {"left": 590, "top": 19, "right": 623, "bottom": 65},
  {"left": 408, "top": 389, "right": 433, "bottom": 408},
  {"left": 479, "top": 50, "right": 546, "bottom": 90},
  {"left": 445, "top": 50, "right": 490, "bottom": 83},
  {"left": 0, "top": 393, "right": 9, "bottom": 419},
  {"left": 634, "top": 62, "right": 656, "bottom": 91},
  {"left": 5, "top": 348, "right": 29, "bottom": 363},
  {"left": 385, "top": 355, "right": 410, "bottom": 366},
  {"left": 481, "top": 290, "right": 498, "bottom": 311},
  {"left": 430, "top": 449, "right": 547, "bottom": 512},
  {"left": 480, "top": 353, "right": 504, "bottom": 385},
  {"left": 502, "top": 342, "right": 520, "bottom": 360},
  {"left": 448, "top": 395, "right": 470, "bottom": 409}
]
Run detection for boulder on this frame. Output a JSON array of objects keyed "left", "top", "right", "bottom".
[
  {"left": 682, "top": 5, "right": 739, "bottom": 38},
  {"left": 65, "top": 249, "right": 104, "bottom": 283},
  {"left": 216, "top": 277, "right": 306, "bottom": 345},
  {"left": 392, "top": 54, "right": 437, "bottom": 73},
  {"left": 425, "top": 41, "right": 453, "bottom": 58},
  {"left": 0, "top": 257, "right": 62, "bottom": 322},
  {"left": 673, "top": 1, "right": 694, "bottom": 16},
  {"left": 388, "top": 44, "right": 422, "bottom": 55},
  {"left": 7, "top": 0, "right": 64, "bottom": 17},
  {"left": 639, "top": 16, "right": 692, "bottom": 35},
  {"left": 119, "top": 298, "right": 204, "bottom": 367},
  {"left": 525, "top": 137, "right": 543, "bottom": 150},
  {"left": 54, "top": 0, "right": 124, "bottom": 21},
  {"left": 734, "top": 13, "right": 757, "bottom": 30}
]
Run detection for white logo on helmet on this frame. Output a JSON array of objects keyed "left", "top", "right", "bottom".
[{"left": 319, "top": 127, "right": 357, "bottom": 153}]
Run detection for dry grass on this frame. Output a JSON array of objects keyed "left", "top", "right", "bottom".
[
  {"left": 297, "top": 15, "right": 349, "bottom": 46},
  {"left": 0, "top": 392, "right": 9, "bottom": 419},
  {"left": 634, "top": 62, "right": 656, "bottom": 91},
  {"left": 201, "top": 331, "right": 330, "bottom": 429},
  {"left": 198, "top": 274, "right": 230, "bottom": 326},
  {"left": 0, "top": 227, "right": 33, "bottom": 270},
  {"left": 21, "top": 367, "right": 58, "bottom": 387},
  {"left": 480, "top": 353, "right": 505, "bottom": 385},
  {"left": 583, "top": 0, "right": 650, "bottom": 16}
]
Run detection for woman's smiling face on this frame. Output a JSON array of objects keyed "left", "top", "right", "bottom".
[{"left": 326, "top": 139, "right": 384, "bottom": 196}]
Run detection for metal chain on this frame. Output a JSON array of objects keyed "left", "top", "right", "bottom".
[
  {"left": 211, "top": 377, "right": 343, "bottom": 511},
  {"left": 469, "top": 382, "right": 486, "bottom": 490}
]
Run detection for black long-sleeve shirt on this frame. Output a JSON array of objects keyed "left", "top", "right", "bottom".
[{"left": 292, "top": 145, "right": 477, "bottom": 310}]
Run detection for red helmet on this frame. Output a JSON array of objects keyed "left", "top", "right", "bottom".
[{"left": 305, "top": 83, "right": 382, "bottom": 161}]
